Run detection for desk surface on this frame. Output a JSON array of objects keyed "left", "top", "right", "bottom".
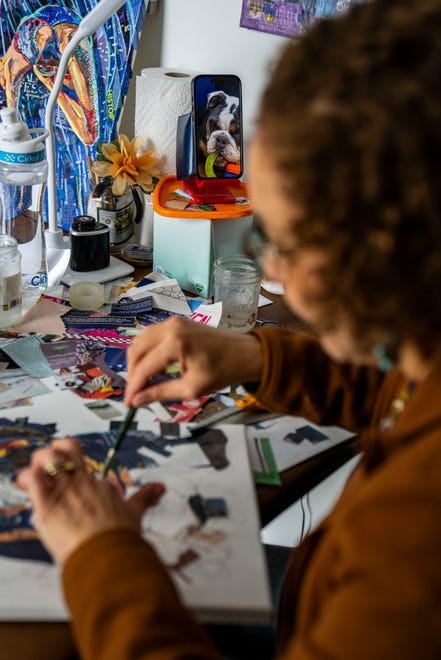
[{"left": 0, "top": 280, "right": 360, "bottom": 659}]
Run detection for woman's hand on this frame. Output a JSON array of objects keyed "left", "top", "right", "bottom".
[
  {"left": 124, "top": 317, "right": 263, "bottom": 408},
  {"left": 16, "top": 438, "right": 165, "bottom": 565}
]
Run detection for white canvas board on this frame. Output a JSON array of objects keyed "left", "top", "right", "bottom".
[
  {"left": 247, "top": 415, "right": 354, "bottom": 473},
  {"left": 0, "top": 386, "right": 272, "bottom": 624}
]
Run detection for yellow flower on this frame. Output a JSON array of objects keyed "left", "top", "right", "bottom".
[{"left": 92, "top": 134, "right": 161, "bottom": 196}]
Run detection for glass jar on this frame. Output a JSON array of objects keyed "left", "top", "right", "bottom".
[
  {"left": 213, "top": 254, "right": 261, "bottom": 333},
  {"left": 0, "top": 234, "right": 22, "bottom": 328}
]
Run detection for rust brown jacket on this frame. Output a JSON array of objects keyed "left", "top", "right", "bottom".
[{"left": 63, "top": 329, "right": 441, "bottom": 659}]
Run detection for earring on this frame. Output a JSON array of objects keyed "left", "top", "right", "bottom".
[{"left": 372, "top": 344, "right": 395, "bottom": 372}]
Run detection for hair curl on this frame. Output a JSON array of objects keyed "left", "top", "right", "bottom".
[{"left": 257, "top": 0, "right": 441, "bottom": 356}]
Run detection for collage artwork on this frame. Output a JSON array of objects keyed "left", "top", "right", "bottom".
[
  {"left": 240, "top": 0, "right": 366, "bottom": 37},
  {"left": 0, "top": 0, "right": 155, "bottom": 230},
  {"left": 0, "top": 262, "right": 352, "bottom": 620},
  {"left": 0, "top": 411, "right": 271, "bottom": 620},
  {"left": 0, "top": 323, "right": 271, "bottom": 621}
]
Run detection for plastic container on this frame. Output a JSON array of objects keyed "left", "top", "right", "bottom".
[
  {"left": 213, "top": 254, "right": 261, "bottom": 333},
  {"left": 70, "top": 215, "right": 110, "bottom": 272},
  {"left": 0, "top": 234, "right": 22, "bottom": 328},
  {"left": 0, "top": 107, "right": 49, "bottom": 300},
  {"left": 153, "top": 176, "right": 253, "bottom": 297}
]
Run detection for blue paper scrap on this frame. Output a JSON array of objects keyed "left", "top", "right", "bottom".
[
  {"left": 187, "top": 298, "right": 205, "bottom": 313},
  {"left": 135, "top": 277, "right": 157, "bottom": 288},
  {"left": 136, "top": 309, "right": 176, "bottom": 326},
  {"left": 63, "top": 316, "right": 137, "bottom": 328},
  {"left": 110, "top": 296, "right": 153, "bottom": 316}
]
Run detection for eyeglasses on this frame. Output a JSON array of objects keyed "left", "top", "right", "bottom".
[{"left": 244, "top": 217, "right": 298, "bottom": 270}]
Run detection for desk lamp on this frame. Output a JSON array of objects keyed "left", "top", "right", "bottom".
[{"left": 44, "top": 0, "right": 134, "bottom": 284}]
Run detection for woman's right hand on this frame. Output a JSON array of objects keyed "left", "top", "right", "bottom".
[{"left": 125, "top": 317, "right": 263, "bottom": 408}]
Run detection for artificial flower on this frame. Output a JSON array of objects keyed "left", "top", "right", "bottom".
[{"left": 92, "top": 134, "right": 161, "bottom": 196}]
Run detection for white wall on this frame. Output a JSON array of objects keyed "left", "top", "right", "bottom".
[
  {"left": 121, "top": 0, "right": 289, "bottom": 152},
  {"left": 160, "top": 0, "right": 288, "bottom": 144}
]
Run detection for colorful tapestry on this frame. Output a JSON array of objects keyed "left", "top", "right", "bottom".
[
  {"left": 0, "top": 0, "right": 152, "bottom": 230},
  {"left": 240, "top": 0, "right": 366, "bottom": 37}
]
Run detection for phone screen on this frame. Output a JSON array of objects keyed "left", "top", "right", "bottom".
[{"left": 192, "top": 74, "right": 243, "bottom": 180}]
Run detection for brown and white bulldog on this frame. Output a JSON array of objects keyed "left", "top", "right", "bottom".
[{"left": 197, "top": 90, "right": 241, "bottom": 177}]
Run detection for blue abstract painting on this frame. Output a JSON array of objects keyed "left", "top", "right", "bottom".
[{"left": 0, "top": 0, "right": 151, "bottom": 230}]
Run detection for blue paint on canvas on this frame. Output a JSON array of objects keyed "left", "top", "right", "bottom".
[{"left": 0, "top": 0, "right": 148, "bottom": 230}]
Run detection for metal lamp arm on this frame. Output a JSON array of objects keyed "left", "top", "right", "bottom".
[
  {"left": 44, "top": 0, "right": 128, "bottom": 246},
  {"left": 44, "top": 32, "right": 85, "bottom": 243}
]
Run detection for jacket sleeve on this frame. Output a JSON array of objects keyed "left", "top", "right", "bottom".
[
  {"left": 62, "top": 529, "right": 220, "bottom": 660},
  {"left": 278, "top": 438, "right": 441, "bottom": 659},
  {"left": 247, "top": 328, "right": 385, "bottom": 432}
]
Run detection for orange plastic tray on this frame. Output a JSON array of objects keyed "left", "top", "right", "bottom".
[{"left": 152, "top": 176, "right": 253, "bottom": 219}]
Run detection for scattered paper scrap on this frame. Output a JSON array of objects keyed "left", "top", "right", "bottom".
[
  {"left": 248, "top": 436, "right": 282, "bottom": 486},
  {"left": 12, "top": 299, "right": 70, "bottom": 335},
  {"left": 190, "top": 302, "right": 222, "bottom": 327},
  {"left": 1, "top": 335, "right": 53, "bottom": 379},
  {"left": 119, "top": 278, "right": 191, "bottom": 316},
  {"left": 247, "top": 415, "right": 354, "bottom": 473}
]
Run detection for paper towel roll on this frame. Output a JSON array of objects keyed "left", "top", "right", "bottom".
[{"left": 135, "top": 67, "right": 197, "bottom": 177}]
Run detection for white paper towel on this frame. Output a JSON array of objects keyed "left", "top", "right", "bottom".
[{"left": 135, "top": 67, "right": 198, "bottom": 177}]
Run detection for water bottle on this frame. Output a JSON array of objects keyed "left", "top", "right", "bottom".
[
  {"left": 0, "top": 234, "right": 22, "bottom": 328},
  {"left": 0, "top": 107, "right": 49, "bottom": 300}
]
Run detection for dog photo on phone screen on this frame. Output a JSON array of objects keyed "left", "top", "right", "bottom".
[{"left": 194, "top": 75, "right": 242, "bottom": 179}]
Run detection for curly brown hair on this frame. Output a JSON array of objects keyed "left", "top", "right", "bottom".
[{"left": 257, "top": 0, "right": 441, "bottom": 356}]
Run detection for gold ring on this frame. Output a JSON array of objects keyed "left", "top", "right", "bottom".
[{"left": 45, "top": 459, "right": 76, "bottom": 477}]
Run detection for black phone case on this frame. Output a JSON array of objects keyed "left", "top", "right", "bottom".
[{"left": 191, "top": 74, "right": 243, "bottom": 181}]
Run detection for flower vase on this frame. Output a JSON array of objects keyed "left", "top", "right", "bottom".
[
  {"left": 87, "top": 179, "right": 144, "bottom": 256},
  {"left": 132, "top": 191, "right": 154, "bottom": 248}
]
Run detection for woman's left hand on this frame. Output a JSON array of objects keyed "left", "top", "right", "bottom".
[{"left": 16, "top": 437, "right": 165, "bottom": 565}]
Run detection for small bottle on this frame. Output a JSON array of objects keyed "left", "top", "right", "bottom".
[
  {"left": 0, "top": 107, "right": 48, "bottom": 300},
  {"left": 0, "top": 234, "right": 22, "bottom": 328}
]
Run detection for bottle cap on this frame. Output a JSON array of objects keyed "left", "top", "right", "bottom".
[
  {"left": 0, "top": 107, "right": 48, "bottom": 165},
  {"left": 70, "top": 215, "right": 109, "bottom": 237},
  {"left": 0, "top": 108, "right": 32, "bottom": 143}
]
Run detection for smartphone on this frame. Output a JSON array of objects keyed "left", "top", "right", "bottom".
[{"left": 192, "top": 74, "right": 243, "bottom": 180}]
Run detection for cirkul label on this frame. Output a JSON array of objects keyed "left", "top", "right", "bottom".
[{"left": 0, "top": 149, "right": 45, "bottom": 164}]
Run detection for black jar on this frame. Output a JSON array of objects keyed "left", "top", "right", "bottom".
[{"left": 70, "top": 215, "right": 110, "bottom": 272}]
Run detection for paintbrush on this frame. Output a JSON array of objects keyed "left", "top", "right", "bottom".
[{"left": 98, "top": 406, "right": 137, "bottom": 479}]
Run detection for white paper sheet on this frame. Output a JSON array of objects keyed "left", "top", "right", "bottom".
[
  {"left": 247, "top": 415, "right": 354, "bottom": 473},
  {"left": 0, "top": 397, "right": 272, "bottom": 624},
  {"left": 118, "top": 278, "right": 192, "bottom": 316}
]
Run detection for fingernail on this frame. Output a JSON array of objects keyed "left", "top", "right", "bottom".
[{"left": 151, "top": 483, "right": 165, "bottom": 497}]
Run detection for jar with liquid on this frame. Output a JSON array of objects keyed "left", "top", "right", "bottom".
[
  {"left": 0, "top": 234, "right": 22, "bottom": 328},
  {"left": 213, "top": 254, "right": 261, "bottom": 333}
]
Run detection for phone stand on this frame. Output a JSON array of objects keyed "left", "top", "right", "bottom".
[
  {"left": 176, "top": 112, "right": 241, "bottom": 204},
  {"left": 183, "top": 175, "right": 237, "bottom": 204}
]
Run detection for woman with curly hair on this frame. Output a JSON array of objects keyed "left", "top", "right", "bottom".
[{"left": 18, "top": 0, "right": 441, "bottom": 657}]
